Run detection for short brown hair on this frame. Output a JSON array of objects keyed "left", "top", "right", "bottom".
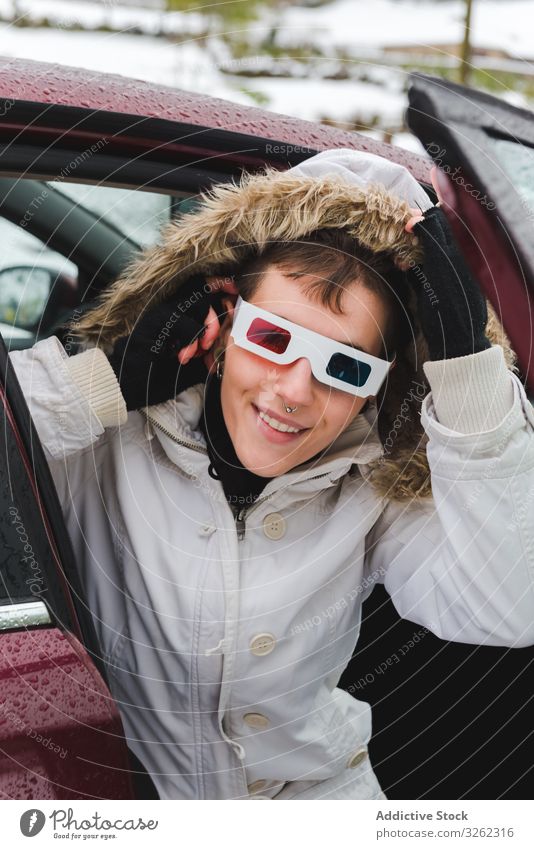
[{"left": 234, "top": 228, "right": 414, "bottom": 359}]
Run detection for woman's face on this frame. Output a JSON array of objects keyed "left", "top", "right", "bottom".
[{"left": 218, "top": 265, "right": 390, "bottom": 477}]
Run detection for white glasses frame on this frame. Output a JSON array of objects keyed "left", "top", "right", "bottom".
[{"left": 230, "top": 296, "right": 394, "bottom": 398}]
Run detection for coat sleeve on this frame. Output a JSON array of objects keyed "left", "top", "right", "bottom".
[
  {"left": 363, "top": 346, "right": 534, "bottom": 648},
  {"left": 8, "top": 336, "right": 127, "bottom": 501}
]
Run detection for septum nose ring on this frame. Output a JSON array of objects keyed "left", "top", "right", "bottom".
[{"left": 284, "top": 405, "right": 298, "bottom": 414}]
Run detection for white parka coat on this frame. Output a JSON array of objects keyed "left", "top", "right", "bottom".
[
  {"left": 11, "top": 335, "right": 534, "bottom": 800},
  {"left": 10, "top": 151, "right": 534, "bottom": 800}
]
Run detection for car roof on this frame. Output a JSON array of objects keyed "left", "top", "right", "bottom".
[{"left": 0, "top": 56, "right": 432, "bottom": 185}]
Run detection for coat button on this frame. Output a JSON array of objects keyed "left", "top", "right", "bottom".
[
  {"left": 263, "top": 513, "right": 286, "bottom": 540},
  {"left": 243, "top": 713, "right": 270, "bottom": 730},
  {"left": 249, "top": 633, "right": 276, "bottom": 656},
  {"left": 247, "top": 779, "right": 267, "bottom": 794},
  {"left": 347, "top": 748, "right": 368, "bottom": 769}
]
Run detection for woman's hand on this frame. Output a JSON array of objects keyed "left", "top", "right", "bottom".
[
  {"left": 177, "top": 276, "right": 238, "bottom": 372},
  {"left": 401, "top": 166, "right": 491, "bottom": 361},
  {"left": 107, "top": 274, "right": 238, "bottom": 410},
  {"left": 404, "top": 165, "right": 441, "bottom": 234}
]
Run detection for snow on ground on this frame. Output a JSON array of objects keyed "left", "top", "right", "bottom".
[
  {"left": 269, "top": 0, "right": 534, "bottom": 63},
  {"left": 0, "top": 0, "right": 204, "bottom": 35},
  {"left": 268, "top": 0, "right": 464, "bottom": 52},
  {"left": 235, "top": 72, "right": 407, "bottom": 127},
  {"left": 5, "top": 0, "right": 534, "bottom": 64}
]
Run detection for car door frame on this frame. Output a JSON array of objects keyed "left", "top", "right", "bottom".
[
  {"left": 0, "top": 331, "right": 136, "bottom": 798},
  {"left": 407, "top": 72, "right": 534, "bottom": 391}
]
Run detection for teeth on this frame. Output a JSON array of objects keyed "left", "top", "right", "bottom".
[{"left": 259, "top": 411, "right": 302, "bottom": 433}]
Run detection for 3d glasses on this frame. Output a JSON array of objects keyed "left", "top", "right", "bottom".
[{"left": 230, "top": 296, "right": 394, "bottom": 398}]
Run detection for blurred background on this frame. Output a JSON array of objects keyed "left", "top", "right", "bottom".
[{"left": 2, "top": 0, "right": 534, "bottom": 153}]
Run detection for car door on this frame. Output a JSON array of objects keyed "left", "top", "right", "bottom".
[
  {"left": 0, "top": 329, "right": 135, "bottom": 798},
  {"left": 406, "top": 72, "right": 534, "bottom": 394}
]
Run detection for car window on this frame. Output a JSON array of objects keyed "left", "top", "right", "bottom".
[
  {"left": 50, "top": 181, "right": 172, "bottom": 248},
  {"left": 486, "top": 136, "right": 534, "bottom": 215},
  {"left": 0, "top": 181, "right": 175, "bottom": 351},
  {"left": 0, "top": 218, "right": 78, "bottom": 351}
]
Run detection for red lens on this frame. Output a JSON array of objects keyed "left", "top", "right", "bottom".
[{"left": 247, "top": 317, "right": 291, "bottom": 354}]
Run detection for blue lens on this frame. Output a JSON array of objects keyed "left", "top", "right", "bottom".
[{"left": 326, "top": 353, "right": 371, "bottom": 387}]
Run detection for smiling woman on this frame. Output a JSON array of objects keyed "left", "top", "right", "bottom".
[
  {"left": 7, "top": 148, "right": 534, "bottom": 801},
  {"left": 214, "top": 266, "right": 393, "bottom": 479}
]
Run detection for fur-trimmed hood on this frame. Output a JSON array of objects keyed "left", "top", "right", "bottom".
[
  {"left": 74, "top": 167, "right": 427, "bottom": 349},
  {"left": 73, "top": 159, "right": 516, "bottom": 501}
]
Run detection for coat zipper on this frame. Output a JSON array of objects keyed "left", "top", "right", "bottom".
[
  {"left": 232, "top": 471, "right": 334, "bottom": 541},
  {"left": 142, "top": 411, "right": 335, "bottom": 542},
  {"left": 234, "top": 508, "right": 247, "bottom": 541},
  {"left": 143, "top": 411, "right": 248, "bottom": 539},
  {"left": 141, "top": 410, "right": 207, "bottom": 454}
]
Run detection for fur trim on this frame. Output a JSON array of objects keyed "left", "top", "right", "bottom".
[
  {"left": 74, "top": 169, "right": 423, "bottom": 349},
  {"left": 73, "top": 166, "right": 517, "bottom": 502}
]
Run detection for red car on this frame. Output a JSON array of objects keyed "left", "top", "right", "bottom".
[{"left": 0, "top": 58, "right": 532, "bottom": 799}]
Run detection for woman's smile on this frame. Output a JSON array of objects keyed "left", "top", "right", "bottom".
[{"left": 252, "top": 402, "right": 310, "bottom": 444}]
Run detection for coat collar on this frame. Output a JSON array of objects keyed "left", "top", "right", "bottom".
[{"left": 142, "top": 384, "right": 384, "bottom": 490}]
